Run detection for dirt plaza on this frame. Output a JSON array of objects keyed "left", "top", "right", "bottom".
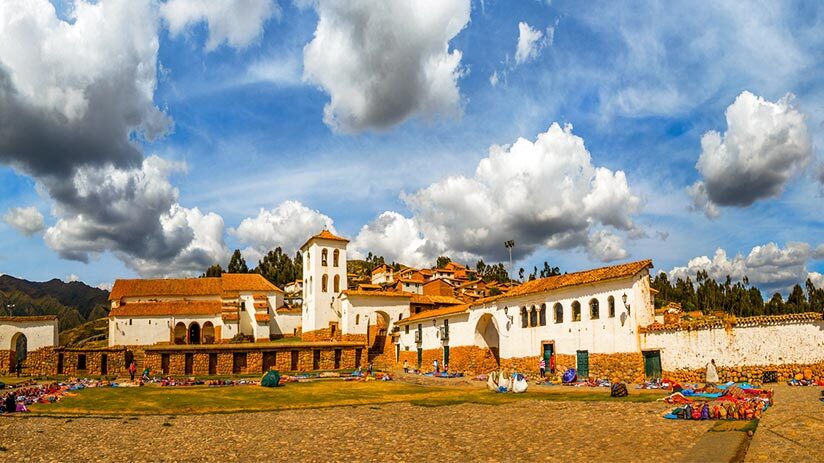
[{"left": 1, "top": 380, "right": 820, "bottom": 462}]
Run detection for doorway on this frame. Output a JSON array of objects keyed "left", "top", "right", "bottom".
[
  {"left": 184, "top": 353, "right": 194, "bottom": 375},
  {"left": 542, "top": 342, "right": 555, "bottom": 374},
  {"left": 417, "top": 348, "right": 422, "bottom": 369},
  {"left": 161, "top": 353, "right": 170, "bottom": 375},
  {"left": 290, "top": 350, "right": 299, "bottom": 370},
  {"left": 443, "top": 345, "right": 450, "bottom": 366},
  {"left": 208, "top": 353, "right": 218, "bottom": 375},
  {"left": 576, "top": 350, "right": 589, "bottom": 378},
  {"left": 334, "top": 349, "right": 342, "bottom": 369},
  {"left": 643, "top": 350, "right": 662, "bottom": 379},
  {"left": 101, "top": 354, "right": 108, "bottom": 375},
  {"left": 263, "top": 352, "right": 277, "bottom": 371},
  {"left": 232, "top": 352, "right": 247, "bottom": 374}
]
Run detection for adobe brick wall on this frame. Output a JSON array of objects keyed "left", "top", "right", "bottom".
[
  {"left": 499, "top": 352, "right": 645, "bottom": 383},
  {"left": 664, "top": 362, "right": 824, "bottom": 384}
]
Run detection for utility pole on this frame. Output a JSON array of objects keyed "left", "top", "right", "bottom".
[{"left": 504, "top": 240, "right": 514, "bottom": 280}]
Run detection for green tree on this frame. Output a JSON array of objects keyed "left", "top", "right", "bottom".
[
  {"left": 254, "top": 247, "right": 299, "bottom": 287},
  {"left": 227, "top": 249, "right": 249, "bottom": 273},
  {"left": 786, "top": 284, "right": 808, "bottom": 313},
  {"left": 202, "top": 264, "right": 223, "bottom": 277},
  {"left": 475, "top": 259, "right": 486, "bottom": 276},
  {"left": 765, "top": 292, "right": 784, "bottom": 315},
  {"left": 539, "top": 262, "right": 561, "bottom": 278},
  {"left": 805, "top": 278, "right": 824, "bottom": 313},
  {"left": 435, "top": 256, "right": 452, "bottom": 268}
]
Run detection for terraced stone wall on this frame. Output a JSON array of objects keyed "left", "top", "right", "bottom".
[{"left": 663, "top": 362, "right": 824, "bottom": 385}]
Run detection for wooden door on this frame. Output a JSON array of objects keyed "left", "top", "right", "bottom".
[{"left": 576, "top": 350, "right": 589, "bottom": 378}]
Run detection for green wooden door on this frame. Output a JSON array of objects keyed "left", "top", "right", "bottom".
[
  {"left": 543, "top": 344, "right": 554, "bottom": 372},
  {"left": 417, "top": 348, "right": 422, "bottom": 369},
  {"left": 643, "top": 350, "right": 662, "bottom": 379},
  {"left": 576, "top": 350, "right": 589, "bottom": 378},
  {"left": 443, "top": 345, "right": 450, "bottom": 366}
]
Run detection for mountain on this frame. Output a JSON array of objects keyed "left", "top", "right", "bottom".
[{"left": 0, "top": 275, "right": 109, "bottom": 331}]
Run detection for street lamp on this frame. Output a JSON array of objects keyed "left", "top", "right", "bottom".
[{"left": 504, "top": 240, "right": 515, "bottom": 278}]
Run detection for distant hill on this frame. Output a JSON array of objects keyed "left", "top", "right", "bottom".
[{"left": 0, "top": 275, "right": 109, "bottom": 331}]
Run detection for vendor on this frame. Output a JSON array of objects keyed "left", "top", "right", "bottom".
[{"left": 706, "top": 359, "right": 719, "bottom": 385}]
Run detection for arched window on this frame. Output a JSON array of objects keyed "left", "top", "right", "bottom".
[
  {"left": 530, "top": 306, "right": 538, "bottom": 327},
  {"left": 554, "top": 303, "right": 563, "bottom": 323},
  {"left": 608, "top": 295, "right": 616, "bottom": 318},
  {"left": 590, "top": 298, "right": 600, "bottom": 320},
  {"left": 321, "top": 249, "right": 328, "bottom": 266},
  {"left": 306, "top": 251, "right": 310, "bottom": 268},
  {"left": 572, "top": 301, "right": 581, "bottom": 322},
  {"left": 202, "top": 322, "right": 215, "bottom": 344},
  {"left": 520, "top": 307, "right": 528, "bottom": 328},
  {"left": 356, "top": 314, "right": 360, "bottom": 325},
  {"left": 333, "top": 274, "right": 340, "bottom": 293},
  {"left": 333, "top": 249, "right": 340, "bottom": 267},
  {"left": 174, "top": 322, "right": 187, "bottom": 344},
  {"left": 321, "top": 274, "right": 328, "bottom": 292},
  {"left": 539, "top": 304, "right": 547, "bottom": 326}
]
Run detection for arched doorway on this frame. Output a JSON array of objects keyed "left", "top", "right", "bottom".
[
  {"left": 173, "top": 322, "right": 187, "bottom": 345},
  {"left": 10, "top": 332, "right": 27, "bottom": 373},
  {"left": 202, "top": 322, "right": 215, "bottom": 344},
  {"left": 474, "top": 313, "right": 500, "bottom": 366},
  {"left": 188, "top": 322, "right": 201, "bottom": 345},
  {"left": 367, "top": 311, "right": 391, "bottom": 364}
]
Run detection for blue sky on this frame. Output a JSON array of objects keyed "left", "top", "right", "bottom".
[{"left": 0, "top": 0, "right": 822, "bottom": 295}]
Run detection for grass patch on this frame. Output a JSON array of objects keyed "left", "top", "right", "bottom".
[
  {"left": 25, "top": 380, "right": 663, "bottom": 416},
  {"left": 711, "top": 419, "right": 759, "bottom": 433}
]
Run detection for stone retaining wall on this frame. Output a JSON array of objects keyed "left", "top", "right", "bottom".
[{"left": 663, "top": 362, "right": 824, "bottom": 385}]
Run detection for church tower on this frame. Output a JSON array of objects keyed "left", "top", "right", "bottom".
[{"left": 300, "top": 230, "right": 349, "bottom": 339}]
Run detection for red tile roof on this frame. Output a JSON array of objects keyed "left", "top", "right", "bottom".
[
  {"left": 109, "top": 273, "right": 282, "bottom": 301},
  {"left": 301, "top": 229, "right": 349, "bottom": 249},
  {"left": 109, "top": 301, "right": 222, "bottom": 317},
  {"left": 342, "top": 290, "right": 412, "bottom": 298},
  {"left": 397, "top": 304, "right": 471, "bottom": 325},
  {"left": 501, "top": 260, "right": 653, "bottom": 300},
  {"left": 641, "top": 311, "right": 822, "bottom": 333}
]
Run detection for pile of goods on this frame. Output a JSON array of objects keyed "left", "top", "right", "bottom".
[
  {"left": 662, "top": 382, "right": 773, "bottom": 421},
  {"left": 486, "top": 371, "right": 528, "bottom": 393},
  {"left": 786, "top": 369, "right": 823, "bottom": 386},
  {"left": 0, "top": 378, "right": 122, "bottom": 413}
]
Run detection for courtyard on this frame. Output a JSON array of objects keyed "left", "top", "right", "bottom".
[{"left": 0, "top": 376, "right": 819, "bottom": 462}]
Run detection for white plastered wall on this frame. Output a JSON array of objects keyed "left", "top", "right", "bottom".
[
  {"left": 109, "top": 315, "right": 222, "bottom": 346},
  {"left": 0, "top": 319, "right": 58, "bottom": 351},
  {"left": 340, "top": 295, "right": 410, "bottom": 335}
]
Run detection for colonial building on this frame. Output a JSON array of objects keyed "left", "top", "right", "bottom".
[
  {"left": 0, "top": 315, "right": 58, "bottom": 373},
  {"left": 108, "top": 273, "right": 291, "bottom": 345}
]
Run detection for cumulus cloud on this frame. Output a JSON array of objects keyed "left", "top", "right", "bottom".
[
  {"left": 302, "top": 0, "right": 470, "bottom": 132},
  {"left": 3, "top": 207, "right": 45, "bottom": 236},
  {"left": 160, "top": 0, "right": 280, "bottom": 51},
  {"left": 688, "top": 91, "right": 812, "bottom": 217},
  {"left": 587, "top": 230, "right": 629, "bottom": 262},
  {"left": 669, "top": 242, "right": 824, "bottom": 294},
  {"left": 350, "top": 212, "right": 431, "bottom": 268},
  {"left": 355, "top": 123, "right": 640, "bottom": 264},
  {"left": 66, "top": 274, "right": 80, "bottom": 283},
  {"left": 231, "top": 201, "right": 334, "bottom": 262},
  {"left": 0, "top": 1, "right": 229, "bottom": 277},
  {"left": 515, "top": 22, "right": 548, "bottom": 65}
]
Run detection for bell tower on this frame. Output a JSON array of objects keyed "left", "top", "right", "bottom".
[{"left": 300, "top": 230, "right": 349, "bottom": 338}]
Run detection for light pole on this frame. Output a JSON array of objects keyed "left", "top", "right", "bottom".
[{"left": 504, "top": 240, "right": 514, "bottom": 280}]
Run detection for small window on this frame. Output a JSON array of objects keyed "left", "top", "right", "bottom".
[
  {"left": 333, "top": 249, "right": 340, "bottom": 267},
  {"left": 129, "top": 319, "right": 132, "bottom": 326},
  {"left": 77, "top": 354, "right": 87, "bottom": 370},
  {"left": 572, "top": 301, "right": 581, "bottom": 322},
  {"left": 322, "top": 274, "right": 328, "bottom": 292},
  {"left": 539, "top": 304, "right": 547, "bottom": 326},
  {"left": 444, "top": 319, "right": 449, "bottom": 336},
  {"left": 530, "top": 307, "right": 538, "bottom": 327},
  {"left": 405, "top": 325, "right": 409, "bottom": 334},
  {"left": 608, "top": 296, "right": 616, "bottom": 318},
  {"left": 590, "top": 298, "right": 600, "bottom": 320},
  {"left": 333, "top": 275, "right": 340, "bottom": 293},
  {"left": 356, "top": 314, "right": 360, "bottom": 325},
  {"left": 554, "top": 303, "right": 563, "bottom": 323},
  {"left": 521, "top": 307, "right": 528, "bottom": 328},
  {"left": 321, "top": 249, "right": 328, "bottom": 266}
]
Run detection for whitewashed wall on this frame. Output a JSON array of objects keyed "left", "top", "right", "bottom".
[
  {"left": 641, "top": 319, "right": 824, "bottom": 370},
  {"left": 302, "top": 239, "right": 348, "bottom": 333},
  {"left": 0, "top": 319, "right": 58, "bottom": 351},
  {"left": 109, "top": 315, "right": 221, "bottom": 346},
  {"left": 272, "top": 312, "right": 301, "bottom": 337},
  {"left": 340, "top": 295, "right": 410, "bottom": 335},
  {"left": 396, "top": 312, "right": 471, "bottom": 352}
]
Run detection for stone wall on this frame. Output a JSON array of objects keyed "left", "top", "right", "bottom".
[
  {"left": 302, "top": 328, "right": 341, "bottom": 342},
  {"left": 663, "top": 362, "right": 824, "bottom": 385}
]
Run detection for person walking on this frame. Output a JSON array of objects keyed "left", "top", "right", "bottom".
[
  {"left": 706, "top": 359, "right": 719, "bottom": 384},
  {"left": 549, "top": 354, "right": 556, "bottom": 374},
  {"left": 128, "top": 361, "right": 137, "bottom": 382},
  {"left": 403, "top": 359, "right": 409, "bottom": 374},
  {"left": 539, "top": 358, "right": 546, "bottom": 378}
]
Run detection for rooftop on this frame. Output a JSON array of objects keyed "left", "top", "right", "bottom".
[
  {"left": 109, "top": 301, "right": 222, "bottom": 317},
  {"left": 397, "top": 304, "right": 471, "bottom": 325},
  {"left": 640, "top": 311, "right": 822, "bottom": 333},
  {"left": 301, "top": 229, "right": 349, "bottom": 249},
  {"left": 109, "top": 273, "right": 283, "bottom": 301}
]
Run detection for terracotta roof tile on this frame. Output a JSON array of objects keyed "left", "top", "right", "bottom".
[
  {"left": 410, "top": 294, "right": 465, "bottom": 305},
  {"left": 301, "top": 229, "right": 349, "bottom": 249},
  {"left": 397, "top": 304, "right": 471, "bottom": 325},
  {"left": 109, "top": 301, "right": 222, "bottom": 317},
  {"left": 342, "top": 290, "right": 412, "bottom": 298},
  {"left": 640, "top": 312, "right": 822, "bottom": 333},
  {"left": 255, "top": 313, "right": 270, "bottom": 323},
  {"left": 109, "top": 274, "right": 282, "bottom": 301},
  {"left": 501, "top": 260, "right": 653, "bottom": 300},
  {"left": 220, "top": 273, "right": 283, "bottom": 293}
]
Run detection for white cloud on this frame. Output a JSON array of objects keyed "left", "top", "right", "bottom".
[
  {"left": 96, "top": 282, "right": 114, "bottom": 292},
  {"left": 66, "top": 274, "right": 80, "bottom": 282},
  {"left": 302, "top": 0, "right": 470, "bottom": 132},
  {"left": 351, "top": 212, "right": 431, "bottom": 268},
  {"left": 515, "top": 21, "right": 547, "bottom": 65},
  {"left": 379, "top": 123, "right": 642, "bottom": 264},
  {"left": 669, "top": 242, "right": 823, "bottom": 294},
  {"left": 587, "top": 230, "right": 628, "bottom": 262},
  {"left": 3, "top": 207, "right": 45, "bottom": 236},
  {"left": 160, "top": 0, "right": 280, "bottom": 51},
  {"left": 489, "top": 71, "right": 499, "bottom": 87},
  {"left": 231, "top": 201, "right": 334, "bottom": 263},
  {"left": 688, "top": 92, "right": 812, "bottom": 217}
]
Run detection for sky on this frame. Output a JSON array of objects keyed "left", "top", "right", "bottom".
[{"left": 0, "top": 0, "right": 822, "bottom": 296}]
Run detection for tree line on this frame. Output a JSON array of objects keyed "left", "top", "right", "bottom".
[{"left": 651, "top": 270, "right": 824, "bottom": 317}]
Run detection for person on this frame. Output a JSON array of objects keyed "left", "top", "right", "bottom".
[
  {"left": 706, "top": 359, "right": 719, "bottom": 385},
  {"left": 4, "top": 392, "right": 16, "bottom": 414},
  {"left": 128, "top": 361, "right": 137, "bottom": 381},
  {"left": 367, "top": 362, "right": 373, "bottom": 376},
  {"left": 539, "top": 358, "right": 546, "bottom": 378},
  {"left": 549, "top": 354, "right": 556, "bottom": 374},
  {"left": 433, "top": 359, "right": 439, "bottom": 374},
  {"left": 443, "top": 363, "right": 448, "bottom": 374},
  {"left": 403, "top": 359, "right": 409, "bottom": 374}
]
